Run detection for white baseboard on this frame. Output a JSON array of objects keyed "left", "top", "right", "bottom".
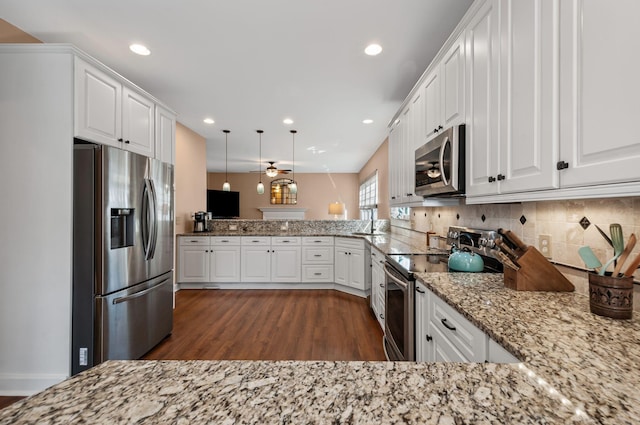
[
  {"left": 0, "top": 373, "right": 67, "bottom": 396},
  {"left": 177, "top": 282, "right": 369, "bottom": 298}
]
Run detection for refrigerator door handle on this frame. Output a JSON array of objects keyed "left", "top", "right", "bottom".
[
  {"left": 112, "top": 276, "right": 170, "bottom": 305},
  {"left": 142, "top": 178, "right": 156, "bottom": 260},
  {"left": 148, "top": 178, "right": 159, "bottom": 259}
]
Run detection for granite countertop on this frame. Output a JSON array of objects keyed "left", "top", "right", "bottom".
[{"left": 3, "top": 233, "right": 638, "bottom": 423}]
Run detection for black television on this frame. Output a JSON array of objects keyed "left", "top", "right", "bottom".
[{"left": 207, "top": 190, "right": 240, "bottom": 218}]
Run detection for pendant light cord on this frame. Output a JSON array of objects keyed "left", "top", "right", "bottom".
[
  {"left": 223, "top": 129, "right": 230, "bottom": 183},
  {"left": 291, "top": 129, "right": 297, "bottom": 182}
]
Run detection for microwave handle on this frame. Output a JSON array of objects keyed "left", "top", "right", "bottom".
[{"left": 439, "top": 137, "right": 450, "bottom": 186}]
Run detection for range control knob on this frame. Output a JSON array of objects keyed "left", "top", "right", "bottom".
[
  {"left": 479, "top": 238, "right": 496, "bottom": 249},
  {"left": 449, "top": 231, "right": 459, "bottom": 240}
]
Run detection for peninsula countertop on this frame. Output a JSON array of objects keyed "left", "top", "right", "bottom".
[
  {"left": 3, "top": 232, "right": 638, "bottom": 423},
  {"left": 3, "top": 271, "right": 639, "bottom": 423}
]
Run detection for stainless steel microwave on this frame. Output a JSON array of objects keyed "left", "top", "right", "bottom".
[{"left": 415, "top": 124, "right": 465, "bottom": 197}]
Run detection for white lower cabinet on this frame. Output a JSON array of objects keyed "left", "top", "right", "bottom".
[
  {"left": 414, "top": 281, "right": 434, "bottom": 361},
  {"left": 370, "top": 248, "right": 385, "bottom": 330},
  {"left": 178, "top": 236, "right": 240, "bottom": 283},
  {"left": 302, "top": 237, "right": 334, "bottom": 282},
  {"left": 416, "top": 279, "right": 518, "bottom": 364},
  {"left": 334, "top": 238, "right": 370, "bottom": 292},
  {"left": 271, "top": 237, "right": 301, "bottom": 282},
  {"left": 178, "top": 238, "right": 210, "bottom": 283},
  {"left": 210, "top": 237, "right": 241, "bottom": 282},
  {"left": 240, "top": 237, "right": 271, "bottom": 282}
]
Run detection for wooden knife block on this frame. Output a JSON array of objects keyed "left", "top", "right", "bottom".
[{"left": 503, "top": 246, "right": 575, "bottom": 291}]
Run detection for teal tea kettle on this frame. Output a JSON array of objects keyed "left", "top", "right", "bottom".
[{"left": 448, "top": 235, "right": 485, "bottom": 272}]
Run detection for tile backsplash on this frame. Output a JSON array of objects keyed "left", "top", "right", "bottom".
[{"left": 397, "top": 197, "right": 640, "bottom": 279}]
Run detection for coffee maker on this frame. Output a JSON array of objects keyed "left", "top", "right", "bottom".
[{"left": 193, "top": 211, "right": 207, "bottom": 232}]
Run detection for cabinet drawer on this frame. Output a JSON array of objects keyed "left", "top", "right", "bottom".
[
  {"left": 432, "top": 324, "right": 470, "bottom": 362},
  {"left": 430, "top": 295, "right": 487, "bottom": 363},
  {"left": 302, "top": 265, "right": 334, "bottom": 282},
  {"left": 179, "top": 236, "right": 210, "bottom": 246},
  {"left": 335, "top": 237, "right": 364, "bottom": 250},
  {"left": 302, "top": 236, "right": 334, "bottom": 246},
  {"left": 241, "top": 236, "right": 270, "bottom": 246},
  {"left": 302, "top": 246, "right": 334, "bottom": 264},
  {"left": 272, "top": 237, "right": 301, "bottom": 246},
  {"left": 211, "top": 236, "right": 241, "bottom": 246}
]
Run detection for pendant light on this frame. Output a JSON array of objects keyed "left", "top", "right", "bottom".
[
  {"left": 256, "top": 130, "right": 265, "bottom": 194},
  {"left": 222, "top": 129, "right": 231, "bottom": 192},
  {"left": 288, "top": 130, "right": 297, "bottom": 194}
]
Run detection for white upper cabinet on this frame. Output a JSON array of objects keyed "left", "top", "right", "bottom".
[
  {"left": 122, "top": 86, "right": 154, "bottom": 157},
  {"left": 558, "top": 0, "right": 640, "bottom": 189},
  {"left": 465, "top": 0, "right": 501, "bottom": 198},
  {"left": 441, "top": 35, "right": 466, "bottom": 129},
  {"left": 423, "top": 68, "right": 442, "bottom": 140},
  {"left": 75, "top": 56, "right": 176, "bottom": 163},
  {"left": 155, "top": 105, "right": 176, "bottom": 165},
  {"left": 75, "top": 59, "right": 122, "bottom": 147},
  {"left": 498, "top": 0, "right": 560, "bottom": 194}
]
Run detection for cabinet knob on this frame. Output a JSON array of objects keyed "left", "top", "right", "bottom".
[
  {"left": 426, "top": 335, "right": 433, "bottom": 342},
  {"left": 124, "top": 140, "right": 130, "bottom": 144},
  {"left": 497, "top": 174, "right": 506, "bottom": 181},
  {"left": 380, "top": 314, "right": 384, "bottom": 319},
  {"left": 416, "top": 287, "right": 425, "bottom": 294},
  {"left": 406, "top": 193, "right": 413, "bottom": 197},
  {"left": 391, "top": 196, "right": 396, "bottom": 200},
  {"left": 438, "top": 125, "right": 443, "bottom": 130},
  {"left": 556, "top": 160, "right": 569, "bottom": 170},
  {"left": 433, "top": 128, "right": 439, "bottom": 134},
  {"left": 314, "top": 273, "right": 322, "bottom": 276},
  {"left": 117, "top": 138, "right": 123, "bottom": 142},
  {"left": 379, "top": 283, "right": 384, "bottom": 288},
  {"left": 488, "top": 176, "right": 496, "bottom": 183}
]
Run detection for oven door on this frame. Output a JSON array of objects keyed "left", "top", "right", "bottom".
[
  {"left": 383, "top": 263, "right": 415, "bottom": 361},
  {"left": 415, "top": 125, "right": 464, "bottom": 197}
]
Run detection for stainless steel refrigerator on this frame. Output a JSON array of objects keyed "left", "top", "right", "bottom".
[{"left": 72, "top": 143, "right": 174, "bottom": 375}]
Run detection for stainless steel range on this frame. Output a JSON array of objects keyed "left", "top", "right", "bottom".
[{"left": 383, "top": 226, "right": 503, "bottom": 362}]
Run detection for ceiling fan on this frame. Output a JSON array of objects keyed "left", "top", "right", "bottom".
[{"left": 250, "top": 161, "right": 291, "bottom": 177}]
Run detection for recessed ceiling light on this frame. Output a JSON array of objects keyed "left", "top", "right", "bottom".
[
  {"left": 363, "top": 119, "right": 374, "bottom": 124},
  {"left": 129, "top": 44, "right": 151, "bottom": 56},
  {"left": 364, "top": 44, "right": 382, "bottom": 56},
  {"left": 283, "top": 118, "right": 294, "bottom": 125},
  {"left": 203, "top": 118, "right": 215, "bottom": 124}
]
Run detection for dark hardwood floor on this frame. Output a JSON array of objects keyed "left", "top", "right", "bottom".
[
  {"left": 145, "top": 289, "right": 386, "bottom": 361},
  {"left": 0, "top": 289, "right": 385, "bottom": 410}
]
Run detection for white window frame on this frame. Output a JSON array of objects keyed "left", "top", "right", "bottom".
[{"left": 359, "top": 171, "right": 378, "bottom": 220}]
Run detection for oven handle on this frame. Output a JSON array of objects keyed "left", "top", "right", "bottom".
[{"left": 383, "top": 264, "right": 409, "bottom": 289}]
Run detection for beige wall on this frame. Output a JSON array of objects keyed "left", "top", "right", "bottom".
[
  {"left": 358, "top": 138, "right": 389, "bottom": 219},
  {"left": 207, "top": 172, "right": 359, "bottom": 220},
  {"left": 175, "top": 123, "right": 207, "bottom": 233},
  {"left": 0, "top": 19, "right": 41, "bottom": 43}
]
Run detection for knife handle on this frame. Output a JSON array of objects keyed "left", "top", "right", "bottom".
[
  {"left": 495, "top": 238, "right": 519, "bottom": 260},
  {"left": 500, "top": 228, "right": 528, "bottom": 251}
]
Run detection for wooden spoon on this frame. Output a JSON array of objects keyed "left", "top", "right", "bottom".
[
  {"left": 623, "top": 251, "right": 640, "bottom": 277},
  {"left": 613, "top": 233, "right": 636, "bottom": 276}
]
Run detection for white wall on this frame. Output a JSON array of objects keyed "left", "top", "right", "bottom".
[{"left": 0, "top": 48, "right": 74, "bottom": 394}]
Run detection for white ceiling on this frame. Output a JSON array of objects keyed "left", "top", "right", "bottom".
[{"left": 2, "top": 0, "right": 473, "bottom": 173}]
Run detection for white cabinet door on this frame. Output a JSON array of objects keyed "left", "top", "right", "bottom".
[
  {"left": 74, "top": 58, "right": 122, "bottom": 148},
  {"left": 403, "top": 92, "right": 423, "bottom": 203},
  {"left": 271, "top": 247, "right": 301, "bottom": 282},
  {"left": 334, "top": 247, "right": 349, "bottom": 286},
  {"left": 122, "top": 87, "right": 154, "bottom": 157},
  {"left": 388, "top": 122, "right": 402, "bottom": 204},
  {"left": 441, "top": 34, "right": 465, "bottom": 129},
  {"left": 499, "top": 0, "right": 560, "bottom": 194},
  {"left": 155, "top": 105, "right": 176, "bottom": 165},
  {"left": 432, "top": 325, "right": 469, "bottom": 362},
  {"left": 210, "top": 246, "right": 241, "bottom": 282},
  {"left": 178, "top": 245, "right": 209, "bottom": 283},
  {"left": 559, "top": 0, "right": 640, "bottom": 188},
  {"left": 348, "top": 249, "right": 366, "bottom": 291},
  {"left": 415, "top": 282, "right": 434, "bottom": 362},
  {"left": 241, "top": 247, "right": 271, "bottom": 282},
  {"left": 465, "top": 0, "right": 501, "bottom": 197},
  {"left": 423, "top": 68, "right": 442, "bottom": 139},
  {"left": 370, "top": 253, "right": 385, "bottom": 329}
]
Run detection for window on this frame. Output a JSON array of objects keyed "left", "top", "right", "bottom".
[{"left": 359, "top": 171, "right": 378, "bottom": 220}]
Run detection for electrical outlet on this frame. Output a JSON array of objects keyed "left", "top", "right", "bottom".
[
  {"left": 79, "top": 347, "right": 88, "bottom": 366},
  {"left": 229, "top": 224, "right": 238, "bottom": 231},
  {"left": 539, "top": 234, "right": 552, "bottom": 258}
]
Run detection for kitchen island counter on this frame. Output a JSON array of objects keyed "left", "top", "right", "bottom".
[{"left": 0, "top": 359, "right": 588, "bottom": 424}]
